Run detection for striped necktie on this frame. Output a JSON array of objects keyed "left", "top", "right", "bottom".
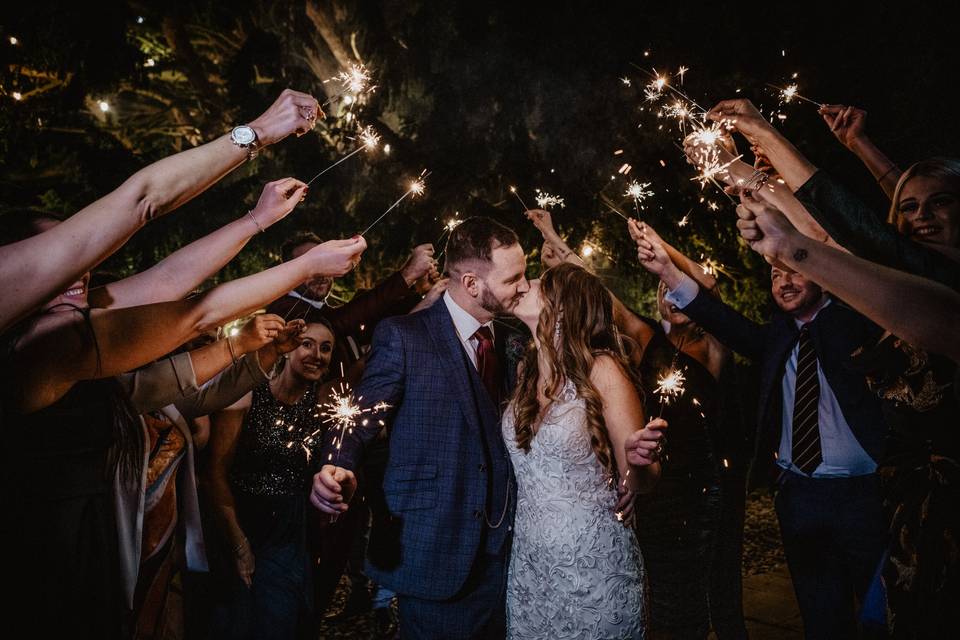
[{"left": 791, "top": 324, "right": 822, "bottom": 475}]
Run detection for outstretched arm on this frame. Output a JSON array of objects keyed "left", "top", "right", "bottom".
[
  {"left": 13, "top": 236, "right": 366, "bottom": 413},
  {"left": 819, "top": 104, "right": 901, "bottom": 200},
  {"left": 737, "top": 196, "right": 960, "bottom": 362},
  {"left": 0, "top": 89, "right": 320, "bottom": 332},
  {"left": 89, "top": 179, "right": 308, "bottom": 309}
]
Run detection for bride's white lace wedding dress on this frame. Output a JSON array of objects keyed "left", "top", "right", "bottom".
[{"left": 502, "top": 381, "right": 647, "bottom": 639}]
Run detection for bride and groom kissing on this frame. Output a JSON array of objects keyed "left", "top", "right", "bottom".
[{"left": 311, "top": 216, "right": 667, "bottom": 639}]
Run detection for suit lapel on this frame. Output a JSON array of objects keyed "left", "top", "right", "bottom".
[{"left": 423, "top": 303, "right": 492, "bottom": 434}]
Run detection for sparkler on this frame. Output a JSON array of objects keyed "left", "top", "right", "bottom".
[
  {"left": 322, "top": 63, "right": 376, "bottom": 105},
  {"left": 767, "top": 82, "right": 823, "bottom": 108},
  {"left": 654, "top": 368, "right": 687, "bottom": 408},
  {"left": 318, "top": 380, "right": 392, "bottom": 465},
  {"left": 305, "top": 125, "right": 380, "bottom": 186},
  {"left": 534, "top": 189, "right": 565, "bottom": 210},
  {"left": 508, "top": 186, "right": 532, "bottom": 211},
  {"left": 624, "top": 180, "right": 654, "bottom": 214},
  {"left": 360, "top": 170, "right": 429, "bottom": 236}
]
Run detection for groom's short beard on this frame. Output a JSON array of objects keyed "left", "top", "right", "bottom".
[{"left": 479, "top": 285, "right": 513, "bottom": 315}]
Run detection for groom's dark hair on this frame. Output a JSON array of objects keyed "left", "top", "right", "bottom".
[{"left": 444, "top": 216, "right": 520, "bottom": 274}]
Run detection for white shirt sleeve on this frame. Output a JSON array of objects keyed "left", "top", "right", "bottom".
[{"left": 663, "top": 273, "right": 700, "bottom": 309}]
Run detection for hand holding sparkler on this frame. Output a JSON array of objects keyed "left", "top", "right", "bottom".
[
  {"left": 735, "top": 190, "right": 801, "bottom": 261},
  {"left": 248, "top": 88, "right": 322, "bottom": 145},
  {"left": 233, "top": 313, "right": 289, "bottom": 354},
  {"left": 401, "top": 244, "right": 438, "bottom": 287},
  {"left": 246, "top": 178, "right": 309, "bottom": 230},
  {"left": 625, "top": 417, "right": 669, "bottom": 466},
  {"left": 628, "top": 219, "right": 684, "bottom": 288},
  {"left": 411, "top": 278, "right": 449, "bottom": 313},
  {"left": 301, "top": 237, "right": 367, "bottom": 278},
  {"left": 310, "top": 464, "right": 357, "bottom": 515},
  {"left": 706, "top": 99, "right": 777, "bottom": 148},
  {"left": 819, "top": 104, "right": 868, "bottom": 149}
]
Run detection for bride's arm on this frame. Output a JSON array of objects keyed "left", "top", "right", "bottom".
[{"left": 591, "top": 355, "right": 662, "bottom": 494}]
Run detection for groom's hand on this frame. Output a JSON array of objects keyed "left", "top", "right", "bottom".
[{"left": 310, "top": 465, "right": 357, "bottom": 514}]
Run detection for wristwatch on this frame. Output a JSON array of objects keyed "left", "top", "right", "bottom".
[{"left": 230, "top": 125, "right": 260, "bottom": 160}]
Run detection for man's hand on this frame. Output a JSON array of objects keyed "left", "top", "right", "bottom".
[
  {"left": 248, "top": 89, "right": 322, "bottom": 146},
  {"left": 735, "top": 191, "right": 800, "bottom": 261},
  {"left": 819, "top": 104, "right": 868, "bottom": 150},
  {"left": 627, "top": 219, "right": 685, "bottom": 289},
  {"left": 310, "top": 465, "right": 358, "bottom": 514},
  {"left": 625, "top": 418, "right": 668, "bottom": 467},
  {"left": 401, "top": 244, "right": 437, "bottom": 287}
]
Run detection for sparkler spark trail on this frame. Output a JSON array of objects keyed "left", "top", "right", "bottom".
[
  {"left": 534, "top": 189, "right": 565, "bottom": 209},
  {"left": 360, "top": 170, "right": 429, "bottom": 236},
  {"left": 767, "top": 82, "right": 823, "bottom": 108},
  {"left": 654, "top": 368, "right": 687, "bottom": 405},
  {"left": 322, "top": 63, "right": 376, "bottom": 105},
  {"left": 630, "top": 63, "right": 709, "bottom": 116},
  {"left": 305, "top": 125, "right": 380, "bottom": 186},
  {"left": 624, "top": 180, "right": 654, "bottom": 214},
  {"left": 318, "top": 380, "right": 392, "bottom": 464}
]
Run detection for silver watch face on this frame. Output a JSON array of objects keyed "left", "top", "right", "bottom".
[{"left": 232, "top": 126, "right": 256, "bottom": 146}]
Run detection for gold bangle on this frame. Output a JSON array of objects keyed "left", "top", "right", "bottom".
[{"left": 876, "top": 165, "right": 898, "bottom": 184}]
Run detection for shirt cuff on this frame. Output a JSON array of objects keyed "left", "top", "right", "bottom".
[{"left": 663, "top": 274, "right": 699, "bottom": 309}]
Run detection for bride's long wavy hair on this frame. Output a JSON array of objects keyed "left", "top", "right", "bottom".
[{"left": 511, "top": 263, "right": 637, "bottom": 480}]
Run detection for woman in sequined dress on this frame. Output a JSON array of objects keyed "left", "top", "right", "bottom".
[{"left": 205, "top": 316, "right": 336, "bottom": 640}]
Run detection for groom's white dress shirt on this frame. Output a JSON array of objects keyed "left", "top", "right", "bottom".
[{"left": 443, "top": 291, "right": 494, "bottom": 370}]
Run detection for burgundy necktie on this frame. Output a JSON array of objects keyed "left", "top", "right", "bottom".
[{"left": 473, "top": 326, "right": 500, "bottom": 403}]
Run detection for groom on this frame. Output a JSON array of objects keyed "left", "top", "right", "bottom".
[{"left": 311, "top": 216, "right": 529, "bottom": 639}]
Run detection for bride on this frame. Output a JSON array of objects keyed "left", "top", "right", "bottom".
[{"left": 503, "top": 262, "right": 667, "bottom": 640}]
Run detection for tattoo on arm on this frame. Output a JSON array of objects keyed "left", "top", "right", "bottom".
[{"left": 793, "top": 248, "right": 808, "bottom": 262}]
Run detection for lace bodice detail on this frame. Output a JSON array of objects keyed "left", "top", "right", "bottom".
[{"left": 502, "top": 381, "right": 646, "bottom": 639}]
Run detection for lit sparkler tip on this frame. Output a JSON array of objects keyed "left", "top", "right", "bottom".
[
  {"left": 358, "top": 125, "right": 380, "bottom": 149},
  {"left": 534, "top": 189, "right": 565, "bottom": 210},
  {"left": 625, "top": 180, "right": 654, "bottom": 201},
  {"left": 654, "top": 369, "right": 687, "bottom": 404},
  {"left": 782, "top": 83, "right": 799, "bottom": 103},
  {"left": 444, "top": 217, "right": 462, "bottom": 232},
  {"left": 337, "top": 62, "right": 374, "bottom": 95}
]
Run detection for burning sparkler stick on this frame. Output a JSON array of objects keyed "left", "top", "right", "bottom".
[
  {"left": 305, "top": 125, "right": 380, "bottom": 186},
  {"left": 767, "top": 82, "right": 823, "bottom": 108},
  {"left": 360, "top": 170, "right": 429, "bottom": 237},
  {"left": 509, "top": 186, "right": 532, "bottom": 211}
]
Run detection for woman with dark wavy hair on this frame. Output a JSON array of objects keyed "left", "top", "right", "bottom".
[{"left": 502, "top": 262, "right": 667, "bottom": 639}]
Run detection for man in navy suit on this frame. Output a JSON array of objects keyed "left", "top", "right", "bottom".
[
  {"left": 635, "top": 223, "right": 888, "bottom": 639},
  {"left": 310, "top": 217, "right": 529, "bottom": 639}
]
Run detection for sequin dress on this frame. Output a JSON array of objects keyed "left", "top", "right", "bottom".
[{"left": 212, "top": 382, "right": 326, "bottom": 640}]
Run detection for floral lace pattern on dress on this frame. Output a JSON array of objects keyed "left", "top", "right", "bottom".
[{"left": 502, "top": 382, "right": 646, "bottom": 639}]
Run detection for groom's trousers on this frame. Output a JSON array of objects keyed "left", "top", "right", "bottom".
[{"left": 397, "top": 548, "right": 509, "bottom": 640}]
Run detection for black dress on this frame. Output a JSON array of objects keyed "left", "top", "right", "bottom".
[
  {"left": 1, "top": 378, "right": 125, "bottom": 639},
  {"left": 633, "top": 323, "right": 736, "bottom": 638},
  {"left": 211, "top": 382, "right": 325, "bottom": 640},
  {"left": 851, "top": 336, "right": 960, "bottom": 638}
]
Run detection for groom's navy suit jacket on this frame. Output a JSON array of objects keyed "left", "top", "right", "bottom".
[{"left": 324, "top": 299, "right": 518, "bottom": 600}]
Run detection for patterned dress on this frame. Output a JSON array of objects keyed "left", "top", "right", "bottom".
[{"left": 502, "top": 381, "right": 646, "bottom": 639}]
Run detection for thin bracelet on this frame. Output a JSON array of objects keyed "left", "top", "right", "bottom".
[
  {"left": 876, "top": 164, "right": 898, "bottom": 184},
  {"left": 226, "top": 335, "right": 239, "bottom": 364},
  {"left": 246, "top": 209, "right": 265, "bottom": 233},
  {"left": 233, "top": 539, "right": 248, "bottom": 555}
]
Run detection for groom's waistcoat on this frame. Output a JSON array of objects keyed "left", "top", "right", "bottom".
[{"left": 326, "top": 299, "right": 517, "bottom": 600}]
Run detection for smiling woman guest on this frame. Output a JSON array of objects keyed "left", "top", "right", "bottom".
[{"left": 888, "top": 158, "right": 960, "bottom": 248}]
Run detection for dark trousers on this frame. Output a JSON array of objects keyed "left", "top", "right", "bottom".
[
  {"left": 775, "top": 472, "right": 886, "bottom": 640},
  {"left": 398, "top": 550, "right": 508, "bottom": 640}
]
